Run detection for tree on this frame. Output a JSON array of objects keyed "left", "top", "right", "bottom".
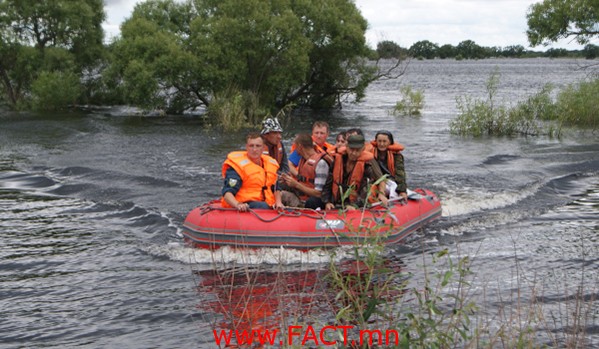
[
  {"left": 376, "top": 40, "right": 406, "bottom": 59},
  {"left": 110, "top": 0, "right": 404, "bottom": 114},
  {"left": 0, "top": 0, "right": 105, "bottom": 109},
  {"left": 582, "top": 43, "right": 599, "bottom": 58},
  {"left": 456, "top": 40, "right": 485, "bottom": 59},
  {"left": 501, "top": 45, "right": 526, "bottom": 58},
  {"left": 409, "top": 40, "right": 439, "bottom": 59},
  {"left": 437, "top": 44, "right": 456, "bottom": 59},
  {"left": 527, "top": 0, "right": 599, "bottom": 46}
]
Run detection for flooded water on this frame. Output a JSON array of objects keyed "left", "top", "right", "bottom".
[{"left": 1, "top": 58, "right": 597, "bottom": 348}]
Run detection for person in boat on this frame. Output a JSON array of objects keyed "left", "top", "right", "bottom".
[
  {"left": 280, "top": 133, "right": 334, "bottom": 209},
  {"left": 322, "top": 134, "right": 388, "bottom": 211},
  {"left": 221, "top": 132, "right": 285, "bottom": 212},
  {"left": 260, "top": 116, "right": 290, "bottom": 174},
  {"left": 288, "top": 121, "right": 335, "bottom": 168},
  {"left": 335, "top": 131, "right": 347, "bottom": 148},
  {"left": 346, "top": 128, "right": 374, "bottom": 152},
  {"left": 370, "top": 130, "right": 408, "bottom": 201}
]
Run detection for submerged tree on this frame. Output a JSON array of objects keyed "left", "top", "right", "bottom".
[
  {"left": 0, "top": 0, "right": 105, "bottom": 110},
  {"left": 526, "top": 0, "right": 599, "bottom": 46},
  {"left": 109, "top": 0, "right": 404, "bottom": 115}
]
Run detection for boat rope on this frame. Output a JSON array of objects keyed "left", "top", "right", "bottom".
[{"left": 247, "top": 207, "right": 327, "bottom": 223}]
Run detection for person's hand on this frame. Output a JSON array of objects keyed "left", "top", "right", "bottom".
[
  {"left": 399, "top": 192, "right": 408, "bottom": 201},
  {"left": 379, "top": 195, "right": 389, "bottom": 207},
  {"left": 273, "top": 201, "right": 285, "bottom": 210},
  {"left": 236, "top": 202, "right": 249, "bottom": 212},
  {"left": 325, "top": 203, "right": 335, "bottom": 211},
  {"left": 345, "top": 205, "right": 357, "bottom": 211},
  {"left": 281, "top": 173, "right": 297, "bottom": 188}
]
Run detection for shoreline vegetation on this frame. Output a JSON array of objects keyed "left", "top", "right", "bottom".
[{"left": 1, "top": 0, "right": 597, "bottom": 135}]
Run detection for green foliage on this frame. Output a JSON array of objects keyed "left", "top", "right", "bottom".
[
  {"left": 325, "top": 203, "right": 479, "bottom": 347},
  {"left": 109, "top": 0, "right": 386, "bottom": 118},
  {"left": 450, "top": 70, "right": 516, "bottom": 136},
  {"left": 206, "top": 87, "right": 270, "bottom": 131},
  {"left": 582, "top": 44, "right": 599, "bottom": 59},
  {"left": 409, "top": 40, "right": 439, "bottom": 59},
  {"left": 376, "top": 40, "right": 407, "bottom": 59},
  {"left": 393, "top": 85, "right": 425, "bottom": 116},
  {"left": 0, "top": 43, "right": 41, "bottom": 108},
  {"left": 0, "top": 0, "right": 106, "bottom": 109},
  {"left": 31, "top": 71, "right": 80, "bottom": 111},
  {"left": 526, "top": 0, "right": 599, "bottom": 47},
  {"left": 507, "top": 84, "right": 558, "bottom": 136},
  {"left": 456, "top": 40, "right": 486, "bottom": 59},
  {"left": 451, "top": 69, "right": 599, "bottom": 137},
  {"left": 555, "top": 78, "right": 599, "bottom": 130}
]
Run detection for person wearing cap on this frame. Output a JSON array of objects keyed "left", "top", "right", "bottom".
[
  {"left": 260, "top": 116, "right": 290, "bottom": 174},
  {"left": 221, "top": 132, "right": 284, "bottom": 212},
  {"left": 280, "top": 133, "right": 333, "bottom": 209},
  {"left": 322, "top": 134, "right": 388, "bottom": 210},
  {"left": 370, "top": 131, "right": 408, "bottom": 200},
  {"left": 345, "top": 128, "right": 374, "bottom": 152}
]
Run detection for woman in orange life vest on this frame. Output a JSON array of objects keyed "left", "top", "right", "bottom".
[
  {"left": 280, "top": 133, "right": 333, "bottom": 209},
  {"left": 221, "top": 132, "right": 285, "bottom": 212},
  {"left": 335, "top": 131, "right": 347, "bottom": 148},
  {"left": 260, "top": 116, "right": 290, "bottom": 174},
  {"left": 322, "top": 134, "right": 389, "bottom": 211},
  {"left": 370, "top": 131, "right": 408, "bottom": 201}
]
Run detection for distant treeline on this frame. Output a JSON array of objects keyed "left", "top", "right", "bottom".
[{"left": 375, "top": 40, "right": 599, "bottom": 60}]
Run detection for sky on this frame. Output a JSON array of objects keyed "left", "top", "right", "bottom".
[{"left": 102, "top": 0, "right": 584, "bottom": 50}]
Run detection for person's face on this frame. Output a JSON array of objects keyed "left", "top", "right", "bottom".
[
  {"left": 347, "top": 146, "right": 364, "bottom": 161},
  {"left": 312, "top": 126, "right": 329, "bottom": 146},
  {"left": 376, "top": 134, "right": 391, "bottom": 151},
  {"left": 246, "top": 137, "right": 264, "bottom": 161},
  {"left": 295, "top": 143, "right": 306, "bottom": 159},
  {"left": 262, "top": 131, "right": 281, "bottom": 146},
  {"left": 336, "top": 135, "right": 347, "bottom": 147}
]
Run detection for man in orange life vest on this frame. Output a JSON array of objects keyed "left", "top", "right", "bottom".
[
  {"left": 288, "top": 121, "right": 335, "bottom": 169},
  {"left": 260, "top": 117, "right": 290, "bottom": 174},
  {"left": 280, "top": 133, "right": 333, "bottom": 209},
  {"left": 322, "top": 134, "right": 388, "bottom": 210},
  {"left": 221, "top": 132, "right": 284, "bottom": 212}
]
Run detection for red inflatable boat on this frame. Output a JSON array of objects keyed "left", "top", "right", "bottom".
[{"left": 182, "top": 188, "right": 442, "bottom": 250}]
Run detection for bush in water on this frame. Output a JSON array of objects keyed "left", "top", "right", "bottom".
[
  {"left": 393, "top": 85, "right": 425, "bottom": 117},
  {"left": 450, "top": 69, "right": 599, "bottom": 137},
  {"left": 31, "top": 71, "right": 80, "bottom": 112}
]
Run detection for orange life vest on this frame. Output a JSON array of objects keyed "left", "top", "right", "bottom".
[
  {"left": 296, "top": 152, "right": 333, "bottom": 199},
  {"left": 290, "top": 139, "right": 335, "bottom": 154},
  {"left": 331, "top": 149, "right": 376, "bottom": 204},
  {"left": 220, "top": 151, "right": 279, "bottom": 208},
  {"left": 263, "top": 141, "right": 284, "bottom": 165},
  {"left": 369, "top": 142, "right": 404, "bottom": 175}
]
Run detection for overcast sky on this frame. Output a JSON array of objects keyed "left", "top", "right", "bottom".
[{"left": 102, "top": 0, "right": 584, "bottom": 50}]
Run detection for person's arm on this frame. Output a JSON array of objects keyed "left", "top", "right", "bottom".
[
  {"left": 393, "top": 153, "right": 408, "bottom": 199},
  {"left": 321, "top": 165, "right": 335, "bottom": 210},
  {"left": 222, "top": 168, "right": 248, "bottom": 211},
  {"left": 223, "top": 192, "right": 249, "bottom": 212},
  {"left": 273, "top": 190, "right": 284, "bottom": 210},
  {"left": 278, "top": 143, "right": 290, "bottom": 174},
  {"left": 366, "top": 159, "right": 388, "bottom": 207}
]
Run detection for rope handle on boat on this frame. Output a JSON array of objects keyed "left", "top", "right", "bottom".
[{"left": 248, "top": 207, "right": 328, "bottom": 222}]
